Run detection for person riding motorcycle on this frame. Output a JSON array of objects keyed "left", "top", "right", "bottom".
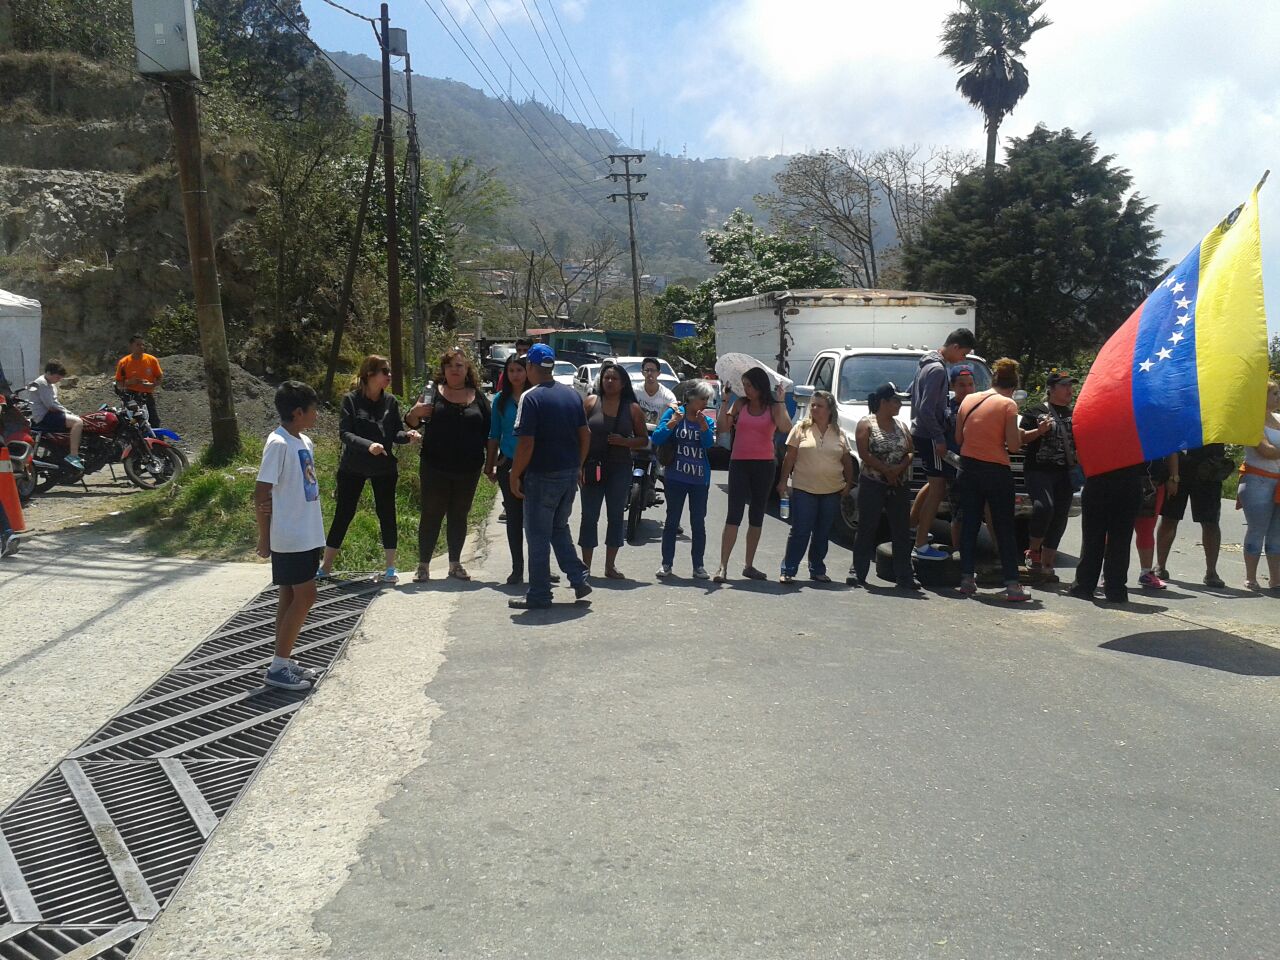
[{"left": 28, "top": 360, "right": 83, "bottom": 470}]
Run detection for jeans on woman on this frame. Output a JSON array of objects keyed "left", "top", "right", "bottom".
[
  {"left": 1239, "top": 474, "right": 1280, "bottom": 556},
  {"left": 661, "top": 479, "right": 708, "bottom": 568},
  {"left": 958, "top": 458, "right": 1019, "bottom": 584},
  {"left": 578, "top": 462, "right": 632, "bottom": 551},
  {"left": 418, "top": 466, "right": 480, "bottom": 563},
  {"left": 852, "top": 478, "right": 913, "bottom": 584},
  {"left": 781, "top": 489, "right": 841, "bottom": 577},
  {"left": 496, "top": 460, "right": 524, "bottom": 575}
]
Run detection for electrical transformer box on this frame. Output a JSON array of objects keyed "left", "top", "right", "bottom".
[{"left": 131, "top": 0, "right": 201, "bottom": 80}]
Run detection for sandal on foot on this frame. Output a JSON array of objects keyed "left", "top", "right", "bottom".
[
  {"left": 604, "top": 567, "right": 626, "bottom": 580},
  {"left": 742, "top": 566, "right": 767, "bottom": 580},
  {"left": 712, "top": 567, "right": 728, "bottom": 583},
  {"left": 412, "top": 564, "right": 430, "bottom": 583},
  {"left": 449, "top": 563, "right": 471, "bottom": 581}
]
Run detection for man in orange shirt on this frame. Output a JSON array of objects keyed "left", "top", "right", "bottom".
[{"left": 114, "top": 334, "right": 163, "bottom": 426}]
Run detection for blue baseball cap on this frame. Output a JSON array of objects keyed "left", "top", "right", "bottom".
[
  {"left": 949, "top": 364, "right": 975, "bottom": 382},
  {"left": 527, "top": 343, "right": 556, "bottom": 368}
]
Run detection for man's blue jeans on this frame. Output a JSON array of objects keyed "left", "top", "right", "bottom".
[
  {"left": 523, "top": 468, "right": 588, "bottom": 604},
  {"left": 781, "top": 489, "right": 841, "bottom": 577}
]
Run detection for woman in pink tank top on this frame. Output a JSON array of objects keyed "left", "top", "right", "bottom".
[{"left": 713, "top": 366, "right": 793, "bottom": 582}]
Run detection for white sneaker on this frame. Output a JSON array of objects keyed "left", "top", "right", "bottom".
[
  {"left": 656, "top": 565, "right": 672, "bottom": 578},
  {"left": 692, "top": 567, "right": 710, "bottom": 580}
]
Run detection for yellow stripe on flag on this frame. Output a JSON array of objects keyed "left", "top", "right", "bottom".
[{"left": 1195, "top": 188, "right": 1269, "bottom": 445}]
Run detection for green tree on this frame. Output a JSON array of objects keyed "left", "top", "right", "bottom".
[
  {"left": 940, "top": 0, "right": 1051, "bottom": 173},
  {"left": 904, "top": 126, "right": 1162, "bottom": 367},
  {"left": 1270, "top": 334, "right": 1280, "bottom": 377}
]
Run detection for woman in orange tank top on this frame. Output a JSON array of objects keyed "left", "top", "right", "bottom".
[{"left": 954, "top": 358, "right": 1052, "bottom": 601}]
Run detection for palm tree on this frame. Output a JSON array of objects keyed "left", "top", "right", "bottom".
[{"left": 940, "top": 0, "right": 1051, "bottom": 173}]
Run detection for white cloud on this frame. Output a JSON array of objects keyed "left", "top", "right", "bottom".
[
  {"left": 667, "top": 0, "right": 1280, "bottom": 332},
  {"left": 560, "top": 0, "right": 589, "bottom": 23}
]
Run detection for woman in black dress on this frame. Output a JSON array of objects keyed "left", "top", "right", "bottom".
[{"left": 405, "top": 347, "right": 490, "bottom": 582}]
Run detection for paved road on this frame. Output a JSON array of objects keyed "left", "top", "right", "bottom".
[{"left": 300, "top": 478, "right": 1280, "bottom": 960}]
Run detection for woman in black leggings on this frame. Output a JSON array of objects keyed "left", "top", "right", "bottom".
[
  {"left": 484, "top": 353, "right": 531, "bottom": 584},
  {"left": 714, "top": 366, "right": 792, "bottom": 582},
  {"left": 406, "top": 347, "right": 491, "bottom": 582},
  {"left": 320, "top": 355, "right": 418, "bottom": 582}
]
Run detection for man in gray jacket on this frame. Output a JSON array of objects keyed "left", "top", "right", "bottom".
[{"left": 909, "top": 328, "right": 975, "bottom": 560}]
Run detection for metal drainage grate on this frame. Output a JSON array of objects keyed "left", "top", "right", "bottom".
[{"left": 0, "top": 576, "right": 381, "bottom": 959}]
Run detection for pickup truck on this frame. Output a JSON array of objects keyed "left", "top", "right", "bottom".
[{"left": 796, "top": 346, "right": 1059, "bottom": 541}]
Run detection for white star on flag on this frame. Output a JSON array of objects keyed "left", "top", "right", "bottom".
[
  {"left": 1172, "top": 281, "right": 1186, "bottom": 294},
  {"left": 1175, "top": 297, "right": 1191, "bottom": 309},
  {"left": 1139, "top": 359, "right": 1154, "bottom": 372},
  {"left": 1170, "top": 331, "right": 1185, "bottom": 344},
  {"left": 1163, "top": 276, "right": 1177, "bottom": 288},
  {"left": 1157, "top": 347, "right": 1173, "bottom": 361},
  {"left": 1176, "top": 314, "right": 1192, "bottom": 326}
]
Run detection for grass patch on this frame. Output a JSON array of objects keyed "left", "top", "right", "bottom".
[{"left": 108, "top": 438, "right": 497, "bottom": 569}]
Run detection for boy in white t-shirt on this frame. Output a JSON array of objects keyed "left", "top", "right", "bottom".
[{"left": 255, "top": 381, "right": 325, "bottom": 690}]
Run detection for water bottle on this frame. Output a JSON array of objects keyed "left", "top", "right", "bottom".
[{"left": 780, "top": 496, "right": 790, "bottom": 520}]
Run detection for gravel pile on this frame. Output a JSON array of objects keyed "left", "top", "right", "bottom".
[{"left": 54, "top": 354, "right": 331, "bottom": 452}]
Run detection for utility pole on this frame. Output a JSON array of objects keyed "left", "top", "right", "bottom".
[
  {"left": 323, "top": 120, "right": 383, "bottom": 399},
  {"left": 167, "top": 83, "right": 239, "bottom": 458},
  {"left": 379, "top": 4, "right": 404, "bottom": 394},
  {"left": 607, "top": 154, "right": 647, "bottom": 350},
  {"left": 403, "top": 51, "right": 426, "bottom": 385},
  {"left": 521, "top": 250, "right": 535, "bottom": 335}
]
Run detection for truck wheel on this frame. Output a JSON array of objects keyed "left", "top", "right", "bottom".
[
  {"left": 833, "top": 489, "right": 858, "bottom": 544},
  {"left": 875, "top": 541, "right": 961, "bottom": 588}
]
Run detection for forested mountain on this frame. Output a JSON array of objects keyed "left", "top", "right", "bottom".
[{"left": 326, "top": 51, "right": 786, "bottom": 281}]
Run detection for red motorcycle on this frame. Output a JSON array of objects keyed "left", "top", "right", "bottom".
[
  {"left": 1, "top": 393, "right": 37, "bottom": 501},
  {"left": 14, "top": 387, "right": 185, "bottom": 493}
]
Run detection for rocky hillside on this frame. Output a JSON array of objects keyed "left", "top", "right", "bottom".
[{"left": 0, "top": 51, "right": 261, "bottom": 369}]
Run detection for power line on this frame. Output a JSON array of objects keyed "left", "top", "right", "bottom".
[
  {"left": 516, "top": 0, "right": 607, "bottom": 155},
  {"left": 450, "top": 0, "right": 605, "bottom": 170},
  {"left": 317, "top": 0, "right": 375, "bottom": 22},
  {"left": 418, "top": 0, "right": 626, "bottom": 243},
  {"left": 264, "top": 0, "right": 409, "bottom": 114},
  {"left": 542, "top": 0, "right": 622, "bottom": 143},
  {"left": 473, "top": 0, "right": 607, "bottom": 158},
  {"left": 526, "top": 0, "right": 613, "bottom": 152}
]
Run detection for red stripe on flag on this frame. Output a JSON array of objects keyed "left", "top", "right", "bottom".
[{"left": 1074, "top": 301, "right": 1144, "bottom": 476}]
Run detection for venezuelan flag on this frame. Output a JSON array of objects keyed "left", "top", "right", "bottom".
[{"left": 1074, "top": 187, "right": 1270, "bottom": 476}]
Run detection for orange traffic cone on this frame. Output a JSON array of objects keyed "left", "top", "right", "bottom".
[{"left": 0, "top": 446, "right": 27, "bottom": 533}]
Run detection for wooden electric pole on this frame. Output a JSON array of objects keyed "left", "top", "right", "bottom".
[
  {"left": 167, "top": 82, "right": 239, "bottom": 458},
  {"left": 404, "top": 51, "right": 426, "bottom": 386},
  {"left": 607, "top": 154, "right": 647, "bottom": 351},
  {"left": 521, "top": 250, "right": 535, "bottom": 335},
  {"left": 323, "top": 120, "right": 383, "bottom": 400},
  {"left": 380, "top": 4, "right": 404, "bottom": 394}
]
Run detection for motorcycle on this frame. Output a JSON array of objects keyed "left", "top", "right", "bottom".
[
  {"left": 18, "top": 385, "right": 186, "bottom": 493},
  {"left": 1, "top": 394, "right": 37, "bottom": 501},
  {"left": 626, "top": 428, "right": 664, "bottom": 545}
]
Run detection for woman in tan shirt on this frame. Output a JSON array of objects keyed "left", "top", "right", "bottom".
[
  {"left": 954, "top": 357, "right": 1052, "bottom": 600},
  {"left": 776, "top": 390, "right": 854, "bottom": 583}
]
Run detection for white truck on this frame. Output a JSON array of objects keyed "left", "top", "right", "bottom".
[{"left": 713, "top": 288, "right": 1032, "bottom": 540}]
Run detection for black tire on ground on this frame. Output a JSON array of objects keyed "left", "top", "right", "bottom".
[
  {"left": 15, "top": 464, "right": 36, "bottom": 502},
  {"left": 123, "top": 445, "right": 185, "bottom": 490},
  {"left": 626, "top": 480, "right": 644, "bottom": 544},
  {"left": 833, "top": 489, "right": 859, "bottom": 543},
  {"left": 875, "top": 541, "right": 961, "bottom": 587}
]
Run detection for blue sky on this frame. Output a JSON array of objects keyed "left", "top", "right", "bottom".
[{"left": 301, "top": 0, "right": 1277, "bottom": 339}]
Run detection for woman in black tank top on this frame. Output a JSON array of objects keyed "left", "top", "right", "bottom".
[{"left": 579, "top": 363, "right": 648, "bottom": 578}]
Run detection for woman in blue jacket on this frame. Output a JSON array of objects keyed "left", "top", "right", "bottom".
[{"left": 653, "top": 380, "right": 717, "bottom": 579}]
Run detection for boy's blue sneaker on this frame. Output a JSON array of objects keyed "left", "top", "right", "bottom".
[
  {"left": 65, "top": 454, "right": 84, "bottom": 471},
  {"left": 379, "top": 566, "right": 398, "bottom": 583},
  {"left": 287, "top": 659, "right": 318, "bottom": 681},
  {"left": 315, "top": 567, "right": 334, "bottom": 580},
  {"left": 912, "top": 544, "right": 949, "bottom": 561},
  {"left": 265, "top": 664, "right": 312, "bottom": 691}
]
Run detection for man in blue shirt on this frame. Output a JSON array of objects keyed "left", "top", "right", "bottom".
[{"left": 509, "top": 344, "right": 592, "bottom": 609}]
